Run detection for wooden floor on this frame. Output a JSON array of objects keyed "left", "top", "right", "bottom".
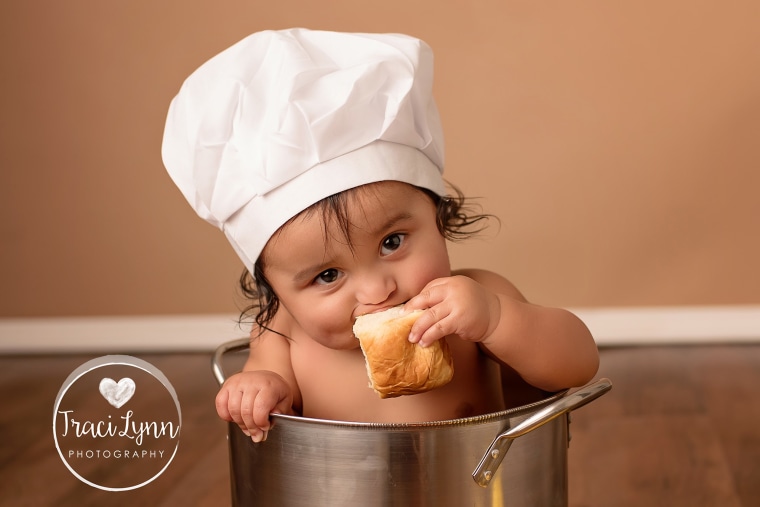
[{"left": 1, "top": 344, "right": 758, "bottom": 506}]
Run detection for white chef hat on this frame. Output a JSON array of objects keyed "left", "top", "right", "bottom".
[{"left": 161, "top": 28, "right": 446, "bottom": 273}]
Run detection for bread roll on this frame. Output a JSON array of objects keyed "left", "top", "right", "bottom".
[{"left": 353, "top": 306, "right": 454, "bottom": 398}]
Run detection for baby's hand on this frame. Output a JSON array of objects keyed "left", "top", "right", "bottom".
[
  {"left": 215, "top": 370, "right": 293, "bottom": 443},
  {"left": 405, "top": 275, "right": 500, "bottom": 347}
]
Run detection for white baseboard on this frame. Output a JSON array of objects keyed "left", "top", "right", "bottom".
[
  {"left": 0, "top": 315, "right": 247, "bottom": 354},
  {"left": 572, "top": 305, "right": 760, "bottom": 345},
  {"left": 1, "top": 306, "right": 759, "bottom": 354}
]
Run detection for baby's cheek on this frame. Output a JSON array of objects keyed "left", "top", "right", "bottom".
[
  {"left": 415, "top": 249, "right": 451, "bottom": 287},
  {"left": 309, "top": 310, "right": 357, "bottom": 349}
]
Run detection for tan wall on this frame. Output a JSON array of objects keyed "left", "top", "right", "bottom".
[{"left": 1, "top": 1, "right": 758, "bottom": 317}]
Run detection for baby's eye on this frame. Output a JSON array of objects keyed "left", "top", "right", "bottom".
[
  {"left": 380, "top": 233, "right": 406, "bottom": 256},
  {"left": 314, "top": 268, "right": 341, "bottom": 285}
]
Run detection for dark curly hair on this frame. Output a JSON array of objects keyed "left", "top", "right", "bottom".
[{"left": 238, "top": 183, "right": 495, "bottom": 334}]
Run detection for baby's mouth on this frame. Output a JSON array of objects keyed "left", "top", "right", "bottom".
[{"left": 361, "top": 301, "right": 409, "bottom": 317}]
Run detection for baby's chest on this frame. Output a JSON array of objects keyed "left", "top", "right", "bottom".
[
  {"left": 288, "top": 338, "right": 504, "bottom": 423},
  {"left": 289, "top": 343, "right": 381, "bottom": 419}
]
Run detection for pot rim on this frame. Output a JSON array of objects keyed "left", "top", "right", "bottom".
[{"left": 267, "top": 389, "right": 568, "bottom": 430}]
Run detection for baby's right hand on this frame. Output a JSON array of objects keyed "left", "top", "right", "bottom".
[{"left": 215, "top": 370, "right": 293, "bottom": 443}]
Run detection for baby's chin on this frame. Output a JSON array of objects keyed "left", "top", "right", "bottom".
[{"left": 326, "top": 334, "right": 363, "bottom": 351}]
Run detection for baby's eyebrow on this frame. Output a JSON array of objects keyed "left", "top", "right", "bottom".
[
  {"left": 292, "top": 261, "right": 331, "bottom": 285},
  {"left": 370, "top": 212, "right": 413, "bottom": 236}
]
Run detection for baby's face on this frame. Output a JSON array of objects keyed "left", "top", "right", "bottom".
[{"left": 262, "top": 181, "right": 451, "bottom": 350}]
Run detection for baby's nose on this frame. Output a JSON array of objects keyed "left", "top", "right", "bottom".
[{"left": 356, "top": 271, "right": 397, "bottom": 305}]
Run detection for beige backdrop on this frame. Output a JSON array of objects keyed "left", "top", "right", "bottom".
[{"left": 1, "top": 0, "right": 758, "bottom": 318}]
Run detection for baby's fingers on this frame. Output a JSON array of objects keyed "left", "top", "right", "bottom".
[
  {"left": 214, "top": 387, "right": 235, "bottom": 422},
  {"left": 215, "top": 371, "right": 294, "bottom": 443},
  {"left": 409, "top": 305, "right": 452, "bottom": 347},
  {"left": 217, "top": 387, "right": 263, "bottom": 439},
  {"left": 405, "top": 280, "right": 448, "bottom": 313},
  {"left": 222, "top": 388, "right": 251, "bottom": 428}
]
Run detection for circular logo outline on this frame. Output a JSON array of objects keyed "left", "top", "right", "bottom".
[{"left": 52, "top": 355, "right": 182, "bottom": 491}]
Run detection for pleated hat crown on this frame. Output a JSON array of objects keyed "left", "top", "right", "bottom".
[{"left": 162, "top": 28, "right": 445, "bottom": 273}]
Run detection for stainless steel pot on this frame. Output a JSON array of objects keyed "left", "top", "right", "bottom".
[{"left": 213, "top": 338, "right": 611, "bottom": 507}]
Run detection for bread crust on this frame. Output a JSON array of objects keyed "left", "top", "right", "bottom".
[{"left": 353, "top": 307, "right": 454, "bottom": 398}]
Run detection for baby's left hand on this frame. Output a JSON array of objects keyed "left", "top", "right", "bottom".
[{"left": 405, "top": 275, "right": 501, "bottom": 347}]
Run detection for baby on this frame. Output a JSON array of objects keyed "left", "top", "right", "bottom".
[{"left": 162, "top": 29, "right": 599, "bottom": 443}]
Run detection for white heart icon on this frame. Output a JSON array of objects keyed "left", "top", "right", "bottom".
[{"left": 99, "top": 377, "right": 136, "bottom": 409}]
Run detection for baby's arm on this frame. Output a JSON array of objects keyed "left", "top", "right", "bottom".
[
  {"left": 406, "top": 268, "right": 599, "bottom": 392},
  {"left": 215, "top": 327, "right": 301, "bottom": 442}
]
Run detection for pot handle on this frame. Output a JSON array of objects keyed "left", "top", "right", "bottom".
[
  {"left": 472, "top": 377, "right": 612, "bottom": 488},
  {"left": 212, "top": 338, "right": 251, "bottom": 387}
]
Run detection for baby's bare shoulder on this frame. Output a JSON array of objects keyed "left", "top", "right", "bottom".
[{"left": 452, "top": 268, "right": 527, "bottom": 301}]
